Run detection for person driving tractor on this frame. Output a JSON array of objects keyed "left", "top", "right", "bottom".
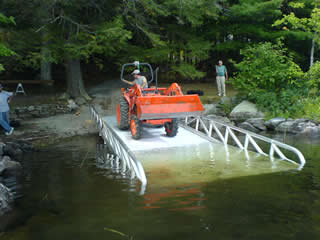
[{"left": 122, "top": 70, "right": 148, "bottom": 89}]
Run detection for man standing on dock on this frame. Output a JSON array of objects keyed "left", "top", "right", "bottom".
[
  {"left": 0, "top": 84, "right": 14, "bottom": 135},
  {"left": 216, "top": 60, "right": 228, "bottom": 97}
]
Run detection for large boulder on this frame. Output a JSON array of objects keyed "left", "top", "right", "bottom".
[
  {"left": 0, "top": 142, "right": 5, "bottom": 156},
  {"left": 3, "top": 143, "right": 23, "bottom": 161},
  {"left": 298, "top": 126, "right": 320, "bottom": 138},
  {"left": 219, "top": 96, "right": 232, "bottom": 106},
  {"left": 67, "top": 99, "right": 79, "bottom": 111},
  {"left": 238, "top": 122, "right": 260, "bottom": 133},
  {"left": 246, "top": 118, "right": 267, "bottom": 131},
  {"left": 203, "top": 104, "right": 225, "bottom": 116},
  {"left": 206, "top": 114, "right": 233, "bottom": 125},
  {"left": 265, "top": 117, "right": 286, "bottom": 130},
  {"left": 275, "top": 119, "right": 316, "bottom": 134},
  {"left": 0, "top": 156, "right": 22, "bottom": 177},
  {"left": 229, "top": 100, "right": 264, "bottom": 122},
  {"left": 205, "top": 114, "right": 233, "bottom": 132},
  {"left": 0, "top": 183, "right": 12, "bottom": 215}
]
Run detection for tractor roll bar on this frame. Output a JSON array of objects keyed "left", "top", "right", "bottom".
[{"left": 120, "top": 62, "right": 154, "bottom": 84}]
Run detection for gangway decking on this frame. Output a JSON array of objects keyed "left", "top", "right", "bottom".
[{"left": 90, "top": 106, "right": 306, "bottom": 193}]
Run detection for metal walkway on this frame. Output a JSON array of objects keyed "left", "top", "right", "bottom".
[{"left": 90, "top": 106, "right": 306, "bottom": 193}]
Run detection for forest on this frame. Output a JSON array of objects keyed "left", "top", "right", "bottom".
[{"left": 0, "top": 0, "right": 320, "bottom": 119}]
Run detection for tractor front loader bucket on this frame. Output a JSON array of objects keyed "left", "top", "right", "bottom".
[{"left": 136, "top": 95, "right": 204, "bottom": 120}]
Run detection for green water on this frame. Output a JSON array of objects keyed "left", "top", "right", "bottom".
[{"left": 1, "top": 134, "right": 320, "bottom": 239}]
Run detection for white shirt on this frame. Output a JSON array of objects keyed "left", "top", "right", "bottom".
[{"left": 0, "top": 91, "right": 13, "bottom": 112}]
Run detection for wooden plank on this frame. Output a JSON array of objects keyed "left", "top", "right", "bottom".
[{"left": 0, "top": 80, "right": 55, "bottom": 84}]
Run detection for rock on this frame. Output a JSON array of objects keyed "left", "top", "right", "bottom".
[
  {"left": 265, "top": 117, "right": 286, "bottom": 130},
  {"left": 0, "top": 183, "right": 13, "bottom": 215},
  {"left": 58, "top": 92, "right": 70, "bottom": 100},
  {"left": 28, "top": 106, "right": 35, "bottom": 111},
  {"left": 204, "top": 115, "right": 233, "bottom": 133},
  {"left": 75, "top": 97, "right": 87, "bottom": 106},
  {"left": 206, "top": 114, "right": 233, "bottom": 125},
  {"left": 40, "top": 110, "right": 50, "bottom": 117},
  {"left": 67, "top": 99, "right": 79, "bottom": 111},
  {"left": 0, "top": 142, "right": 5, "bottom": 156},
  {"left": 219, "top": 96, "right": 232, "bottom": 106},
  {"left": 298, "top": 126, "right": 320, "bottom": 138},
  {"left": 203, "top": 104, "right": 219, "bottom": 115},
  {"left": 203, "top": 103, "right": 226, "bottom": 116},
  {"left": 230, "top": 100, "right": 264, "bottom": 122},
  {"left": 246, "top": 118, "right": 266, "bottom": 131},
  {"left": 275, "top": 119, "right": 316, "bottom": 134},
  {"left": 275, "top": 120, "right": 295, "bottom": 133},
  {"left": 0, "top": 156, "right": 22, "bottom": 177},
  {"left": 31, "top": 111, "right": 41, "bottom": 118},
  {"left": 3, "top": 144, "right": 23, "bottom": 161},
  {"left": 238, "top": 122, "right": 260, "bottom": 133}
]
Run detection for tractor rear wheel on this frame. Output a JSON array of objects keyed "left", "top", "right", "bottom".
[
  {"left": 165, "top": 119, "right": 178, "bottom": 137},
  {"left": 130, "top": 115, "right": 142, "bottom": 140},
  {"left": 117, "top": 96, "right": 129, "bottom": 130}
]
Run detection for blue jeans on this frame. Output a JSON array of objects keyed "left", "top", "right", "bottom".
[{"left": 0, "top": 111, "right": 12, "bottom": 133}]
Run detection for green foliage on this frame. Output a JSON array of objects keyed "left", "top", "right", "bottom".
[
  {"left": 0, "top": 13, "right": 15, "bottom": 25},
  {"left": 273, "top": 1, "right": 320, "bottom": 46},
  {"left": 232, "top": 41, "right": 305, "bottom": 117},
  {"left": 302, "top": 97, "right": 320, "bottom": 121},
  {"left": 305, "top": 61, "right": 320, "bottom": 88},
  {"left": 232, "top": 41, "right": 303, "bottom": 94},
  {"left": 230, "top": 0, "right": 282, "bottom": 22},
  {"left": 59, "top": 17, "right": 132, "bottom": 60},
  {"left": 163, "top": 0, "right": 222, "bottom": 26},
  {"left": 254, "top": 88, "right": 305, "bottom": 118},
  {"left": 0, "top": 13, "right": 16, "bottom": 72},
  {"left": 171, "top": 62, "right": 206, "bottom": 79}
]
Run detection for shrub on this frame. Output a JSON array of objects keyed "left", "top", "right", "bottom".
[
  {"left": 231, "top": 40, "right": 305, "bottom": 118},
  {"left": 302, "top": 97, "right": 320, "bottom": 121},
  {"left": 305, "top": 61, "right": 320, "bottom": 90},
  {"left": 232, "top": 41, "right": 304, "bottom": 96}
]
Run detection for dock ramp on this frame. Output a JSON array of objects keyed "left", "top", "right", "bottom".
[{"left": 90, "top": 106, "right": 305, "bottom": 194}]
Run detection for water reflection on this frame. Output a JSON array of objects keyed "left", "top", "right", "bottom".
[
  {"left": 1, "top": 134, "right": 319, "bottom": 239},
  {"left": 143, "top": 184, "right": 207, "bottom": 211}
]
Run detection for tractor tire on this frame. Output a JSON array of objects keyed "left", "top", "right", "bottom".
[
  {"left": 130, "top": 115, "right": 142, "bottom": 140},
  {"left": 117, "top": 96, "right": 129, "bottom": 130},
  {"left": 165, "top": 119, "right": 179, "bottom": 137}
]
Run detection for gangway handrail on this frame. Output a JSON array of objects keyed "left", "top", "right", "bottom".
[
  {"left": 183, "top": 116, "right": 306, "bottom": 170},
  {"left": 89, "top": 106, "right": 147, "bottom": 189}
]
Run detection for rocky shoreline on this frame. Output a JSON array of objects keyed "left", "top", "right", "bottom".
[
  {"left": 0, "top": 140, "right": 33, "bottom": 215},
  {"left": 203, "top": 98, "right": 320, "bottom": 138},
  {"left": 1, "top": 93, "right": 318, "bottom": 218},
  {"left": 0, "top": 97, "right": 98, "bottom": 218}
]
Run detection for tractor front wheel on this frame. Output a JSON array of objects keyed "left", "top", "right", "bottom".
[
  {"left": 165, "top": 119, "right": 178, "bottom": 137},
  {"left": 117, "top": 96, "right": 129, "bottom": 130},
  {"left": 130, "top": 115, "right": 142, "bottom": 140}
]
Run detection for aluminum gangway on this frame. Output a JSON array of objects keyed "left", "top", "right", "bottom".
[{"left": 90, "top": 106, "right": 306, "bottom": 193}]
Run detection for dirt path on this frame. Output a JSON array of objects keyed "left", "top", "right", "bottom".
[{"left": 10, "top": 79, "right": 124, "bottom": 143}]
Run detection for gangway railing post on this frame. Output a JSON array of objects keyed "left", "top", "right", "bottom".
[
  {"left": 182, "top": 116, "right": 306, "bottom": 170},
  {"left": 89, "top": 105, "right": 147, "bottom": 193}
]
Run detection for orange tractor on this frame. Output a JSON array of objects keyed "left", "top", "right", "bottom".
[{"left": 117, "top": 62, "right": 204, "bottom": 139}]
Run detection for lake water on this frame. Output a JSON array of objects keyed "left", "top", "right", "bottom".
[{"left": 1, "top": 133, "right": 320, "bottom": 240}]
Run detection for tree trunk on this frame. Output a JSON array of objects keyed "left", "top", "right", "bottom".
[
  {"left": 40, "top": 46, "right": 52, "bottom": 82},
  {"left": 310, "top": 36, "right": 315, "bottom": 69},
  {"left": 66, "top": 58, "right": 91, "bottom": 100}
]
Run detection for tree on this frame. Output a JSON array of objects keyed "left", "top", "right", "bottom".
[
  {"left": 204, "top": 0, "right": 284, "bottom": 62},
  {"left": 120, "top": 0, "right": 222, "bottom": 79},
  {"left": 0, "top": 13, "right": 15, "bottom": 73},
  {"left": 232, "top": 40, "right": 304, "bottom": 116},
  {"left": 273, "top": 0, "right": 320, "bottom": 68},
  {"left": 35, "top": 0, "right": 131, "bottom": 99}
]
